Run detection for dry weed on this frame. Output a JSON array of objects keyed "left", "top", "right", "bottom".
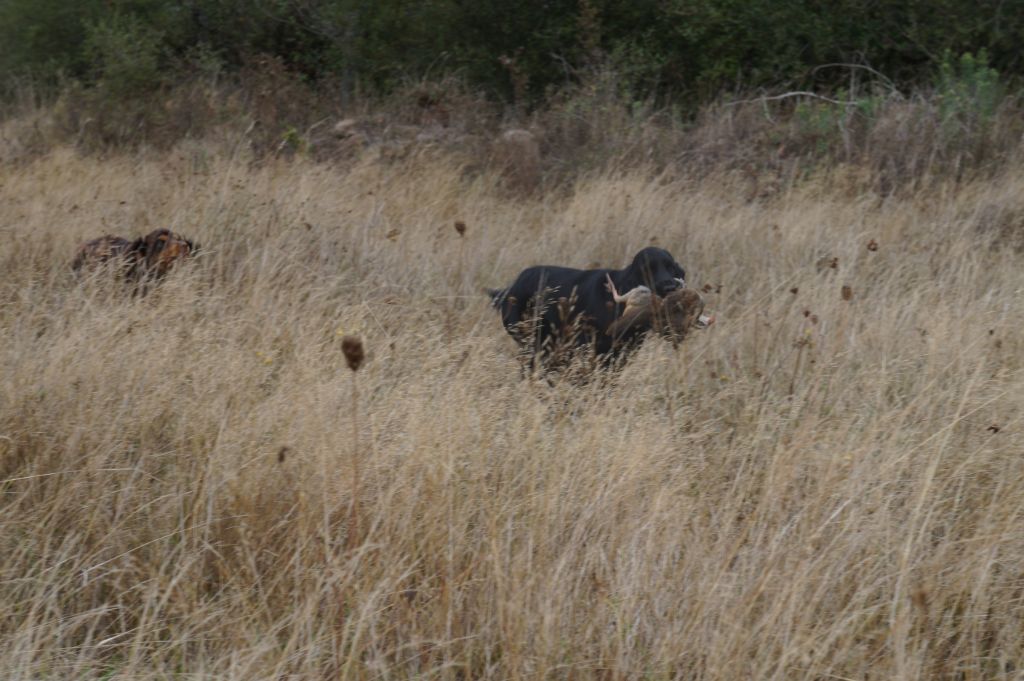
[{"left": 1, "top": 146, "right": 1023, "bottom": 679}]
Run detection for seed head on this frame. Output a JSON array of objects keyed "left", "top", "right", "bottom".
[
  {"left": 841, "top": 285, "right": 853, "bottom": 301},
  {"left": 454, "top": 220, "right": 467, "bottom": 237},
  {"left": 911, "top": 587, "right": 928, "bottom": 610},
  {"left": 816, "top": 256, "right": 839, "bottom": 273},
  {"left": 867, "top": 239, "right": 879, "bottom": 252},
  {"left": 341, "top": 335, "right": 366, "bottom": 372}
]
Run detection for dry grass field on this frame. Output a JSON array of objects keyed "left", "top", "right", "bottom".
[{"left": 2, "top": 141, "right": 1023, "bottom": 679}]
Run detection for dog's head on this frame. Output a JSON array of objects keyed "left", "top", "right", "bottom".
[
  {"left": 628, "top": 247, "right": 686, "bottom": 297},
  {"left": 133, "top": 229, "right": 198, "bottom": 276}
]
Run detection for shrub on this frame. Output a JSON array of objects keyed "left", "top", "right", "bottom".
[
  {"left": 83, "top": 14, "right": 165, "bottom": 99},
  {"left": 936, "top": 49, "right": 1003, "bottom": 135}
]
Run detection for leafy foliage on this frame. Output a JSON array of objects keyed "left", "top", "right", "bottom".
[
  {"left": 2, "top": 0, "right": 1022, "bottom": 110},
  {"left": 84, "top": 14, "right": 165, "bottom": 98},
  {"left": 936, "top": 49, "right": 1004, "bottom": 131}
]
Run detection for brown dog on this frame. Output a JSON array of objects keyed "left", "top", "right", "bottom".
[{"left": 72, "top": 228, "right": 197, "bottom": 281}]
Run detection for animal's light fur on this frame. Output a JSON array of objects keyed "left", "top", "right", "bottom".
[{"left": 606, "top": 285, "right": 709, "bottom": 342}]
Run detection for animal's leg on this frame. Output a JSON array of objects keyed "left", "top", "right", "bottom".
[{"left": 605, "top": 274, "right": 624, "bottom": 303}]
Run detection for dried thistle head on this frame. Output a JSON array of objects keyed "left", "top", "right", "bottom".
[
  {"left": 816, "top": 256, "right": 839, "bottom": 274},
  {"left": 867, "top": 239, "right": 879, "bottom": 252},
  {"left": 341, "top": 335, "right": 366, "bottom": 372},
  {"left": 454, "top": 220, "right": 467, "bottom": 237}
]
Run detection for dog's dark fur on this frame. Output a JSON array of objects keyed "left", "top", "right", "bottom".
[
  {"left": 488, "top": 247, "right": 687, "bottom": 368},
  {"left": 72, "top": 228, "right": 198, "bottom": 283}
]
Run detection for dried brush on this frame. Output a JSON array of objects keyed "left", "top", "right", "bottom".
[{"left": 341, "top": 334, "right": 365, "bottom": 548}]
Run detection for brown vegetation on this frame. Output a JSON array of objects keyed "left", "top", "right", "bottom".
[
  {"left": 3, "top": 62, "right": 1023, "bottom": 200},
  {"left": 1, "top": 126, "right": 1024, "bottom": 678}
]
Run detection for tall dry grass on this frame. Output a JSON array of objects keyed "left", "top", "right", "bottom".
[{"left": 1, "top": 142, "right": 1024, "bottom": 680}]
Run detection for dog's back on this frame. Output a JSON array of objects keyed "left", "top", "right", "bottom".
[{"left": 71, "top": 235, "right": 138, "bottom": 274}]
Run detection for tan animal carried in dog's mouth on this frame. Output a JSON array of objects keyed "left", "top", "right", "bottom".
[{"left": 605, "top": 274, "right": 713, "bottom": 342}]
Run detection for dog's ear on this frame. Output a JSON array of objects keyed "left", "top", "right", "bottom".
[{"left": 145, "top": 229, "right": 172, "bottom": 258}]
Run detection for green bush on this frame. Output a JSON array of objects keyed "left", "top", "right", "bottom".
[
  {"left": 83, "top": 14, "right": 165, "bottom": 98},
  {"left": 2, "top": 0, "right": 1023, "bottom": 116},
  {"left": 0, "top": 0, "right": 106, "bottom": 83},
  {"left": 936, "top": 49, "right": 1003, "bottom": 132}
]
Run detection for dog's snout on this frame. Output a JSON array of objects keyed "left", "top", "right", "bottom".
[{"left": 655, "top": 279, "right": 683, "bottom": 296}]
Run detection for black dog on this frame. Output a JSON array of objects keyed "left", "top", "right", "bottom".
[{"left": 488, "top": 247, "right": 687, "bottom": 368}]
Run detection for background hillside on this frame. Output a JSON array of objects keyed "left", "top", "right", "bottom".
[{"left": 4, "top": 0, "right": 1024, "bottom": 105}]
